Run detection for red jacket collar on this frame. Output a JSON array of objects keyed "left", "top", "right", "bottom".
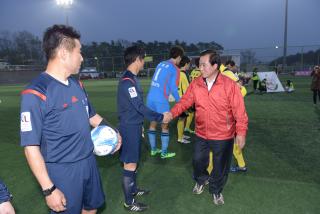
[{"left": 195, "top": 71, "right": 221, "bottom": 88}]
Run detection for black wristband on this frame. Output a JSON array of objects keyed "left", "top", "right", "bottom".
[
  {"left": 99, "top": 119, "right": 119, "bottom": 133},
  {"left": 42, "top": 185, "right": 56, "bottom": 197}
]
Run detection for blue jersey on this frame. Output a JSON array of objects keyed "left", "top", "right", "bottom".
[
  {"left": 20, "top": 72, "right": 95, "bottom": 163},
  {"left": 146, "top": 60, "right": 180, "bottom": 103},
  {"left": 117, "top": 70, "right": 163, "bottom": 125}
]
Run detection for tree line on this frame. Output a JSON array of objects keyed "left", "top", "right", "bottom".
[
  {"left": 0, "top": 30, "right": 223, "bottom": 66},
  {"left": 1, "top": 30, "right": 318, "bottom": 70},
  {"left": 269, "top": 49, "right": 320, "bottom": 67}
]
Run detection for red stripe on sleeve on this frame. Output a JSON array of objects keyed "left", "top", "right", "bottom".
[
  {"left": 122, "top": 77, "right": 135, "bottom": 83},
  {"left": 173, "top": 64, "right": 180, "bottom": 86},
  {"left": 21, "top": 89, "right": 47, "bottom": 101}
]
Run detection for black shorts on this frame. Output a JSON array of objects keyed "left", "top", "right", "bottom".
[
  {"left": 47, "top": 155, "right": 105, "bottom": 213},
  {"left": 119, "top": 124, "right": 142, "bottom": 163}
]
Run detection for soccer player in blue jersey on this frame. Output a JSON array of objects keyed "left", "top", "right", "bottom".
[
  {"left": 117, "top": 46, "right": 171, "bottom": 212},
  {"left": 20, "top": 25, "right": 121, "bottom": 214},
  {"left": 146, "top": 46, "right": 184, "bottom": 158}
]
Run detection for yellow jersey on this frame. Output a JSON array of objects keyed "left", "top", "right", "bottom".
[
  {"left": 189, "top": 69, "right": 201, "bottom": 82},
  {"left": 221, "top": 69, "right": 247, "bottom": 97},
  {"left": 178, "top": 71, "right": 189, "bottom": 97}
]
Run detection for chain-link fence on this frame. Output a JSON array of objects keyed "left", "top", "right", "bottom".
[
  {"left": 1, "top": 45, "right": 320, "bottom": 84},
  {"left": 83, "top": 44, "right": 320, "bottom": 73},
  {"left": 224, "top": 44, "right": 320, "bottom": 73}
]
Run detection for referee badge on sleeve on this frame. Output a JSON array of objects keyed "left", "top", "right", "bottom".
[
  {"left": 21, "top": 112, "right": 32, "bottom": 132},
  {"left": 128, "top": 87, "right": 138, "bottom": 98}
]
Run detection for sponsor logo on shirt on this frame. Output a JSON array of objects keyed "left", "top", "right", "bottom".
[
  {"left": 72, "top": 96, "right": 78, "bottom": 103},
  {"left": 128, "top": 87, "right": 138, "bottom": 98},
  {"left": 21, "top": 112, "right": 32, "bottom": 132}
]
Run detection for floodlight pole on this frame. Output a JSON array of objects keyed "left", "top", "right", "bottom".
[
  {"left": 56, "top": 0, "right": 73, "bottom": 25},
  {"left": 282, "top": 0, "right": 288, "bottom": 72}
]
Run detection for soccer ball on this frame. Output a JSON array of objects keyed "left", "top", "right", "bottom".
[{"left": 91, "top": 125, "right": 118, "bottom": 156}]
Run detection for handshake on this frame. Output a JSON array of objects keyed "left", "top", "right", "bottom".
[{"left": 162, "top": 112, "right": 173, "bottom": 124}]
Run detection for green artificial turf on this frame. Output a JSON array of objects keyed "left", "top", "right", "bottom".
[{"left": 0, "top": 76, "right": 319, "bottom": 214}]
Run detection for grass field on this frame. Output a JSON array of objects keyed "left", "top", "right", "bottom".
[{"left": 0, "top": 76, "right": 320, "bottom": 214}]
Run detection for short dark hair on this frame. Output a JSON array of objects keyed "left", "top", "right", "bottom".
[
  {"left": 199, "top": 49, "right": 221, "bottom": 68},
  {"left": 43, "top": 24, "right": 81, "bottom": 60},
  {"left": 169, "top": 46, "right": 184, "bottom": 59},
  {"left": 225, "top": 60, "right": 235, "bottom": 67},
  {"left": 124, "top": 45, "right": 145, "bottom": 67},
  {"left": 194, "top": 57, "right": 200, "bottom": 68},
  {"left": 179, "top": 56, "right": 191, "bottom": 68}
]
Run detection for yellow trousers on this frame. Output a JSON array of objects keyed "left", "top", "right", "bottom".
[
  {"left": 233, "top": 143, "right": 246, "bottom": 167},
  {"left": 207, "top": 143, "right": 246, "bottom": 173},
  {"left": 177, "top": 119, "right": 185, "bottom": 141},
  {"left": 185, "top": 112, "right": 194, "bottom": 130}
]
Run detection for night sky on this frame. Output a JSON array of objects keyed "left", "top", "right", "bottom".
[{"left": 0, "top": 0, "right": 319, "bottom": 51}]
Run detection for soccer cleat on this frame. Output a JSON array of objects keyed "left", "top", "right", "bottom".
[
  {"left": 230, "top": 166, "right": 247, "bottom": 173},
  {"left": 192, "top": 183, "right": 204, "bottom": 194},
  {"left": 124, "top": 199, "right": 148, "bottom": 212},
  {"left": 183, "top": 135, "right": 191, "bottom": 139},
  {"left": 184, "top": 128, "right": 195, "bottom": 134},
  {"left": 133, "top": 188, "right": 150, "bottom": 196},
  {"left": 213, "top": 193, "right": 224, "bottom": 205},
  {"left": 150, "top": 148, "right": 161, "bottom": 156},
  {"left": 177, "top": 139, "right": 191, "bottom": 144},
  {"left": 160, "top": 152, "right": 176, "bottom": 159},
  {"left": 204, "top": 179, "right": 209, "bottom": 186}
]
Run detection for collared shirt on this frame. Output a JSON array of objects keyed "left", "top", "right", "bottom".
[
  {"left": 20, "top": 72, "right": 95, "bottom": 163},
  {"left": 206, "top": 78, "right": 216, "bottom": 91}
]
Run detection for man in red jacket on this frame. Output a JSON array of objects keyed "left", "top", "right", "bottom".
[{"left": 170, "top": 50, "right": 248, "bottom": 205}]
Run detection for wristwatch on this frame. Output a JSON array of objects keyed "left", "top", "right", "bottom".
[{"left": 42, "top": 185, "right": 56, "bottom": 197}]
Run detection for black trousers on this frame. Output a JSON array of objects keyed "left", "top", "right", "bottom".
[
  {"left": 312, "top": 89, "right": 320, "bottom": 104},
  {"left": 193, "top": 136, "right": 233, "bottom": 195}
]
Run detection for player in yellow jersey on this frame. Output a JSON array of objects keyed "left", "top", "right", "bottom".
[
  {"left": 224, "top": 60, "right": 247, "bottom": 172},
  {"left": 177, "top": 56, "right": 191, "bottom": 144},
  {"left": 189, "top": 58, "right": 202, "bottom": 82},
  {"left": 221, "top": 61, "right": 247, "bottom": 96},
  {"left": 184, "top": 57, "right": 201, "bottom": 134},
  {"left": 252, "top": 68, "right": 260, "bottom": 93},
  {"left": 207, "top": 60, "right": 248, "bottom": 174}
]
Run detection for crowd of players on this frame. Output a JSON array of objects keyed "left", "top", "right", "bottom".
[{"left": 1, "top": 24, "right": 249, "bottom": 214}]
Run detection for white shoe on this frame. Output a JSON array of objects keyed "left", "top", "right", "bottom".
[
  {"left": 182, "top": 139, "right": 191, "bottom": 144},
  {"left": 213, "top": 193, "right": 224, "bottom": 205},
  {"left": 193, "top": 183, "right": 204, "bottom": 194},
  {"left": 183, "top": 135, "right": 190, "bottom": 139},
  {"left": 177, "top": 139, "right": 191, "bottom": 144}
]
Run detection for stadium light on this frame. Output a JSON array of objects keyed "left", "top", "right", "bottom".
[{"left": 56, "top": 0, "right": 73, "bottom": 25}]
